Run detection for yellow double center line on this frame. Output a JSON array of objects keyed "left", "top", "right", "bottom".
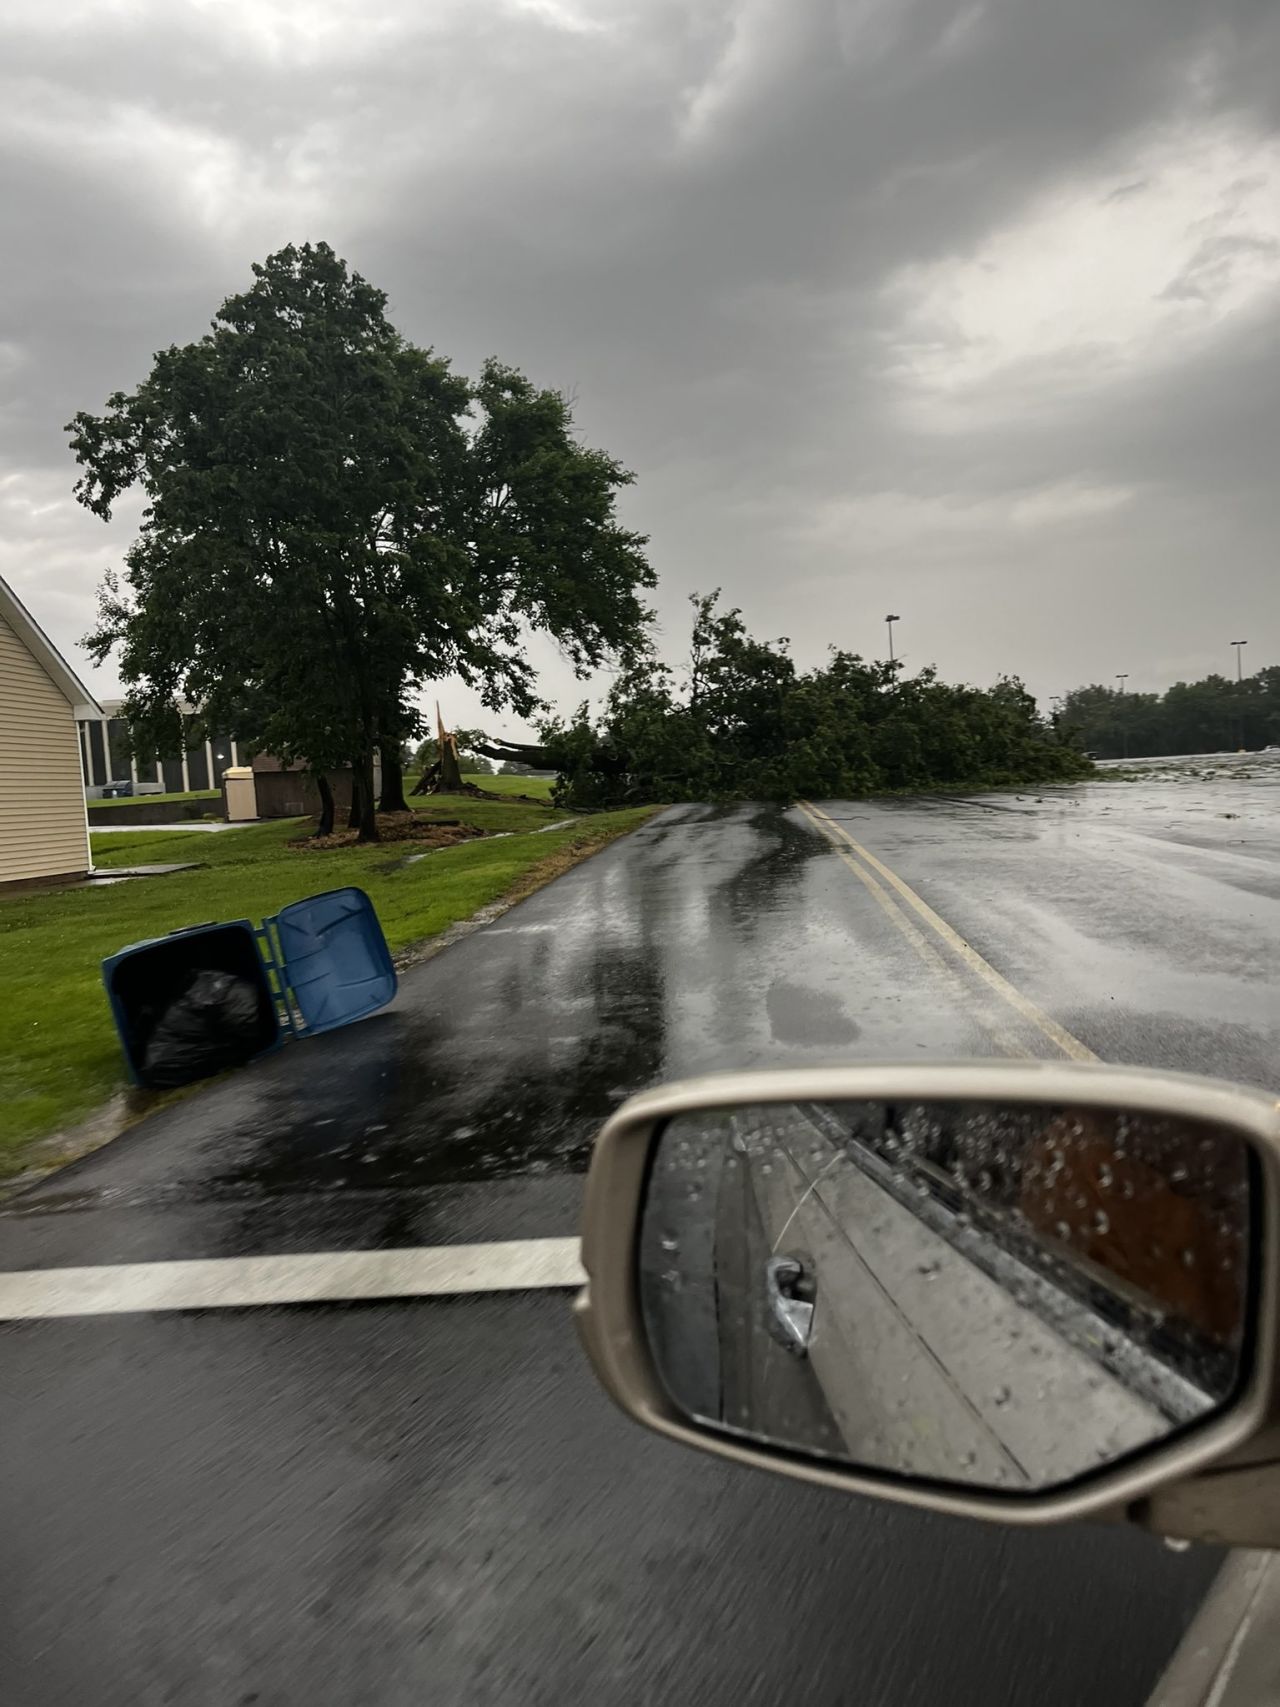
[{"left": 797, "top": 800, "right": 1097, "bottom": 1064}]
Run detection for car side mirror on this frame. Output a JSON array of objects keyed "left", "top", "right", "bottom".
[{"left": 576, "top": 1062, "right": 1280, "bottom": 1547}]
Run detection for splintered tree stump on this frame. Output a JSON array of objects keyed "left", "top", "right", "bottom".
[
  {"left": 437, "top": 732, "right": 466, "bottom": 793},
  {"left": 411, "top": 711, "right": 556, "bottom": 804}
]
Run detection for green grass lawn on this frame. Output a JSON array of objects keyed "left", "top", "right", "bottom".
[
  {"left": 410, "top": 792, "right": 564, "bottom": 832},
  {"left": 461, "top": 772, "right": 555, "bottom": 798},
  {"left": 89, "top": 788, "right": 221, "bottom": 809},
  {"left": 0, "top": 792, "right": 653, "bottom": 1175}
]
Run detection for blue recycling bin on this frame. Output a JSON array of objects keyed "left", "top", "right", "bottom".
[{"left": 102, "top": 886, "right": 398, "bottom": 1088}]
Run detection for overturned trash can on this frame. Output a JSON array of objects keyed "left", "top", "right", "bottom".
[{"left": 102, "top": 886, "right": 397, "bottom": 1089}]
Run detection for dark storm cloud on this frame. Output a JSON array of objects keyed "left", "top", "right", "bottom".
[{"left": 2, "top": 0, "right": 1277, "bottom": 724}]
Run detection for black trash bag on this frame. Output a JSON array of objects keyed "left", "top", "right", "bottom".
[{"left": 141, "top": 970, "right": 266, "bottom": 1088}]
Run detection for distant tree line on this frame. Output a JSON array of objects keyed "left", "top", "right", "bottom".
[
  {"left": 533, "top": 595, "right": 1090, "bottom": 807},
  {"left": 1057, "top": 666, "right": 1280, "bottom": 760}
]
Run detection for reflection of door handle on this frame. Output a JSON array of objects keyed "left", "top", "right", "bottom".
[{"left": 766, "top": 1255, "right": 815, "bottom": 1356}]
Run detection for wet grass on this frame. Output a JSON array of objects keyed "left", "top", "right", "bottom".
[
  {"left": 0, "top": 792, "right": 654, "bottom": 1174},
  {"left": 461, "top": 772, "right": 555, "bottom": 797},
  {"left": 410, "top": 793, "right": 563, "bottom": 833}
]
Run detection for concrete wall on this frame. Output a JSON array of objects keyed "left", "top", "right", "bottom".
[
  {"left": 87, "top": 797, "right": 224, "bottom": 826},
  {"left": 0, "top": 611, "right": 91, "bottom": 884}
]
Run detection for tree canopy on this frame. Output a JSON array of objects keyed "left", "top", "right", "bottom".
[
  {"left": 539, "top": 594, "right": 1089, "bottom": 806},
  {"left": 69, "top": 241, "right": 654, "bottom": 838}
]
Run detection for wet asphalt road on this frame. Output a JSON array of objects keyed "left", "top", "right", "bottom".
[{"left": 3, "top": 778, "right": 1279, "bottom": 1706}]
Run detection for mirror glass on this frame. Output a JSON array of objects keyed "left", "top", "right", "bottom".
[{"left": 639, "top": 1098, "right": 1253, "bottom": 1491}]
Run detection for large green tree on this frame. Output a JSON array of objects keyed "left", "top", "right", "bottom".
[{"left": 69, "top": 242, "right": 654, "bottom": 839}]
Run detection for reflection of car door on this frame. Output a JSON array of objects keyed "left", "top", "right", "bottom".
[
  {"left": 731, "top": 1106, "right": 1177, "bottom": 1487},
  {"left": 712, "top": 1140, "right": 845, "bottom": 1456},
  {"left": 737, "top": 1113, "right": 1030, "bottom": 1483}
]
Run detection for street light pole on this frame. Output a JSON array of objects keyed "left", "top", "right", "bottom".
[
  {"left": 885, "top": 614, "right": 900, "bottom": 667},
  {"left": 1231, "top": 640, "right": 1248, "bottom": 751},
  {"left": 1115, "top": 674, "right": 1129, "bottom": 761}
]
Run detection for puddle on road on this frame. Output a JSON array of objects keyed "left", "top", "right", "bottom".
[
  {"left": 199, "top": 939, "right": 672, "bottom": 1200},
  {"left": 765, "top": 978, "right": 860, "bottom": 1046}
]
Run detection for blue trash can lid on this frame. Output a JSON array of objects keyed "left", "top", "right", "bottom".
[{"left": 268, "top": 887, "right": 397, "bottom": 1034}]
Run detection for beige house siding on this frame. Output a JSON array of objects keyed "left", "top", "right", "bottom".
[{"left": 0, "top": 611, "right": 92, "bottom": 884}]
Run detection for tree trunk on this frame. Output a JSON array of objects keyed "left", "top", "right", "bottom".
[
  {"left": 438, "top": 733, "right": 465, "bottom": 793},
  {"left": 473, "top": 734, "right": 623, "bottom": 779},
  {"left": 314, "top": 772, "right": 335, "bottom": 837},
  {"left": 379, "top": 746, "right": 409, "bottom": 813},
  {"left": 347, "top": 764, "right": 364, "bottom": 830},
  {"left": 473, "top": 738, "right": 556, "bottom": 768},
  {"left": 355, "top": 750, "right": 380, "bottom": 842}
]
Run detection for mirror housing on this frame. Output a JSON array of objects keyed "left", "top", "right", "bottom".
[{"left": 576, "top": 1062, "right": 1280, "bottom": 1545}]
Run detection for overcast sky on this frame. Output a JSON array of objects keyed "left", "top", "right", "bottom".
[{"left": 3, "top": 0, "right": 1278, "bottom": 737}]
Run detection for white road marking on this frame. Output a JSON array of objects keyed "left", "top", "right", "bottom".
[{"left": 0, "top": 1238, "right": 586, "bottom": 1320}]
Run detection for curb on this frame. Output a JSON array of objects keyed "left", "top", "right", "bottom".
[{"left": 1147, "top": 1551, "right": 1280, "bottom": 1706}]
